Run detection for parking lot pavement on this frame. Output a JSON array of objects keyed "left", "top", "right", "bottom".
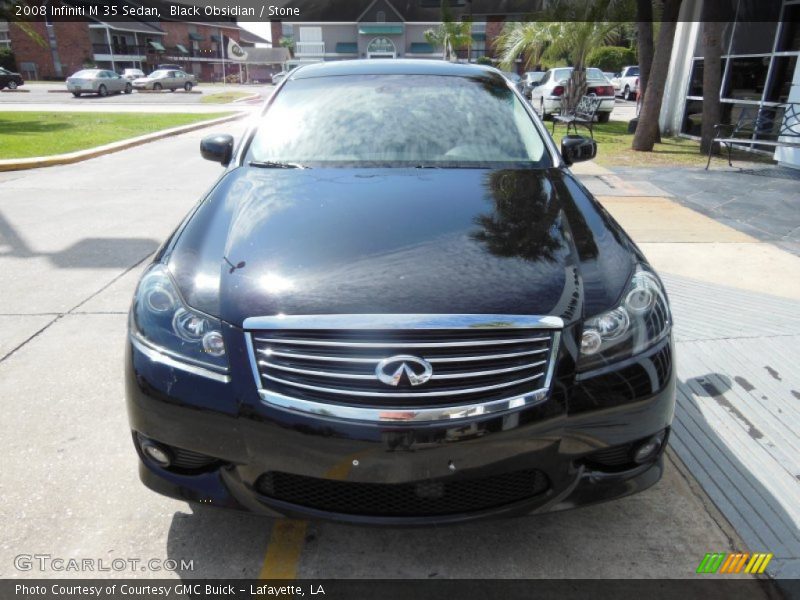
[{"left": 0, "top": 128, "right": 763, "bottom": 582}]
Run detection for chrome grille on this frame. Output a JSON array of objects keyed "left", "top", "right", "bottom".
[{"left": 248, "top": 320, "right": 559, "bottom": 410}]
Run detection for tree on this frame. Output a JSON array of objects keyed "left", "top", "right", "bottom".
[
  {"left": 586, "top": 46, "right": 637, "bottom": 72},
  {"left": 495, "top": 0, "right": 631, "bottom": 111},
  {"left": 424, "top": 1, "right": 472, "bottom": 61},
  {"left": 700, "top": 1, "right": 729, "bottom": 154},
  {"left": 494, "top": 21, "right": 553, "bottom": 72},
  {"left": 636, "top": 0, "right": 654, "bottom": 103},
  {"left": 632, "top": 0, "right": 683, "bottom": 151},
  {"left": 279, "top": 36, "right": 295, "bottom": 58}
]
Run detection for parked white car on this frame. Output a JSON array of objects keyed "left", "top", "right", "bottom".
[
  {"left": 529, "top": 67, "right": 616, "bottom": 122},
  {"left": 120, "top": 68, "right": 145, "bottom": 81},
  {"left": 611, "top": 65, "right": 640, "bottom": 101}
]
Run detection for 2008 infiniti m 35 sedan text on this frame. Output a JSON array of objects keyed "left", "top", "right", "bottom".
[{"left": 126, "top": 60, "right": 675, "bottom": 524}]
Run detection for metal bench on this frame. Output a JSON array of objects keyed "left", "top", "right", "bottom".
[
  {"left": 706, "top": 103, "right": 800, "bottom": 169},
  {"left": 552, "top": 95, "right": 602, "bottom": 139}
]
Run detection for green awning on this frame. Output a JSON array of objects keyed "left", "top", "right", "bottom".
[
  {"left": 175, "top": 44, "right": 189, "bottom": 55},
  {"left": 211, "top": 34, "right": 222, "bottom": 42},
  {"left": 188, "top": 33, "right": 205, "bottom": 41},
  {"left": 335, "top": 42, "right": 358, "bottom": 53},
  {"left": 472, "top": 33, "right": 486, "bottom": 41},
  {"left": 148, "top": 41, "right": 165, "bottom": 52},
  {"left": 358, "top": 25, "right": 403, "bottom": 35},
  {"left": 409, "top": 42, "right": 434, "bottom": 53}
]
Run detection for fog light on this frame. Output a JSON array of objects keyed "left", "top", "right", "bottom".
[
  {"left": 633, "top": 434, "right": 664, "bottom": 464},
  {"left": 142, "top": 442, "right": 172, "bottom": 467},
  {"left": 202, "top": 330, "right": 226, "bottom": 357}
]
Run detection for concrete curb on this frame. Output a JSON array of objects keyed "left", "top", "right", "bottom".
[
  {"left": 0, "top": 112, "right": 243, "bottom": 172},
  {"left": 233, "top": 92, "right": 261, "bottom": 103}
]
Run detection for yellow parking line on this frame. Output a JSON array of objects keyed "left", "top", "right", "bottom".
[
  {"left": 259, "top": 519, "right": 308, "bottom": 579},
  {"left": 258, "top": 451, "right": 369, "bottom": 579}
]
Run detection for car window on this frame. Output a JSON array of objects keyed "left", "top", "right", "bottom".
[
  {"left": 539, "top": 71, "right": 550, "bottom": 85},
  {"left": 553, "top": 69, "right": 571, "bottom": 82},
  {"left": 587, "top": 68, "right": 605, "bottom": 80},
  {"left": 628, "top": 67, "right": 639, "bottom": 76},
  {"left": 247, "top": 73, "right": 551, "bottom": 168}
]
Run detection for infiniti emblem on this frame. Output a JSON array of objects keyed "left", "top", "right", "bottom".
[{"left": 375, "top": 355, "right": 433, "bottom": 387}]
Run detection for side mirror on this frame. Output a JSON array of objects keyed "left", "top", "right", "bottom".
[
  {"left": 561, "top": 135, "right": 597, "bottom": 166},
  {"left": 200, "top": 134, "right": 234, "bottom": 166}
]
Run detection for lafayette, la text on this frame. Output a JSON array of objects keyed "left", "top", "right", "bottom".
[{"left": 16, "top": 584, "right": 324, "bottom": 597}]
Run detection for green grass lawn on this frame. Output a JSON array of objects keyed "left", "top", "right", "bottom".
[
  {"left": 586, "top": 120, "right": 773, "bottom": 168},
  {"left": 200, "top": 91, "right": 253, "bottom": 104},
  {"left": 0, "top": 111, "right": 233, "bottom": 159}
]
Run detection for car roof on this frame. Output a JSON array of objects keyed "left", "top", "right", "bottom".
[{"left": 291, "top": 59, "right": 499, "bottom": 80}]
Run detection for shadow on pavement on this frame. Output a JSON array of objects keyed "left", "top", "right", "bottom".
[{"left": 0, "top": 210, "right": 158, "bottom": 268}]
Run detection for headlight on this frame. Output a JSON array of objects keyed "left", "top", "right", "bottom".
[
  {"left": 130, "top": 264, "right": 228, "bottom": 371},
  {"left": 577, "top": 266, "right": 670, "bottom": 370}
]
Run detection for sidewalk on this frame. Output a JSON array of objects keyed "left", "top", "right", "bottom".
[{"left": 573, "top": 161, "right": 800, "bottom": 580}]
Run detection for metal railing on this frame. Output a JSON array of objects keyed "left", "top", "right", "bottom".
[{"left": 295, "top": 41, "right": 325, "bottom": 56}]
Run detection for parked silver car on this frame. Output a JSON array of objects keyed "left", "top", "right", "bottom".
[
  {"left": 530, "top": 67, "right": 616, "bottom": 122},
  {"left": 132, "top": 69, "right": 196, "bottom": 92},
  {"left": 121, "top": 68, "right": 145, "bottom": 81},
  {"left": 66, "top": 69, "right": 132, "bottom": 97}
]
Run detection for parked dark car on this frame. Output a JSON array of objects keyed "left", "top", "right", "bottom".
[
  {"left": 0, "top": 66, "right": 24, "bottom": 90},
  {"left": 126, "top": 60, "right": 675, "bottom": 525}
]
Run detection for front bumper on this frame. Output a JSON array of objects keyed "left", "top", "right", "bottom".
[{"left": 126, "top": 329, "right": 675, "bottom": 525}]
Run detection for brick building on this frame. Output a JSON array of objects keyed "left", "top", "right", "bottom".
[{"left": 6, "top": 3, "right": 266, "bottom": 81}]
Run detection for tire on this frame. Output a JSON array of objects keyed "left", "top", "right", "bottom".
[
  {"left": 153, "top": 82, "right": 162, "bottom": 91},
  {"left": 597, "top": 111, "right": 611, "bottom": 124},
  {"left": 624, "top": 85, "right": 632, "bottom": 101},
  {"left": 98, "top": 84, "right": 108, "bottom": 97},
  {"left": 72, "top": 92, "right": 81, "bottom": 97},
  {"left": 124, "top": 83, "right": 132, "bottom": 94},
  {"left": 8, "top": 81, "right": 17, "bottom": 90},
  {"left": 184, "top": 82, "right": 193, "bottom": 92},
  {"left": 170, "top": 88, "right": 175, "bottom": 92}
]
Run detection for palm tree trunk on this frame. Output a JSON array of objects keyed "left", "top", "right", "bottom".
[
  {"left": 700, "top": 20, "right": 724, "bottom": 153},
  {"left": 632, "top": 0, "right": 683, "bottom": 151},
  {"left": 636, "top": 0, "right": 654, "bottom": 101}
]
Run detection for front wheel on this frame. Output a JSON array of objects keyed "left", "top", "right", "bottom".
[
  {"left": 124, "top": 83, "right": 132, "bottom": 94},
  {"left": 624, "top": 85, "right": 632, "bottom": 101},
  {"left": 72, "top": 92, "right": 81, "bottom": 97},
  {"left": 153, "top": 82, "right": 162, "bottom": 91},
  {"left": 8, "top": 81, "right": 18, "bottom": 90},
  {"left": 184, "top": 82, "right": 193, "bottom": 92},
  {"left": 98, "top": 84, "right": 108, "bottom": 97},
  {"left": 597, "top": 111, "right": 610, "bottom": 123}
]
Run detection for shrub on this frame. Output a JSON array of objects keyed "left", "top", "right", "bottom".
[
  {"left": 475, "top": 56, "right": 493, "bottom": 65},
  {"left": 0, "top": 47, "right": 17, "bottom": 71},
  {"left": 586, "top": 46, "right": 637, "bottom": 73}
]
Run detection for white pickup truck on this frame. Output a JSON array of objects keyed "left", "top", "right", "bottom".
[{"left": 612, "top": 65, "right": 640, "bottom": 101}]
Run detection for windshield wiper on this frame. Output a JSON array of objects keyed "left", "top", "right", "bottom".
[{"left": 249, "top": 161, "right": 309, "bottom": 169}]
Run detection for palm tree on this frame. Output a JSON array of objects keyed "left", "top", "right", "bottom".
[
  {"left": 494, "top": 22, "right": 554, "bottom": 72},
  {"left": 632, "top": 0, "right": 683, "bottom": 151},
  {"left": 494, "top": 0, "right": 632, "bottom": 112},
  {"left": 424, "top": 19, "right": 472, "bottom": 61},
  {"left": 423, "top": 0, "right": 472, "bottom": 61}
]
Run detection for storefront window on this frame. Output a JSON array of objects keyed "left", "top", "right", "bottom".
[
  {"left": 777, "top": 5, "right": 800, "bottom": 51},
  {"left": 766, "top": 55, "right": 798, "bottom": 103},
  {"left": 722, "top": 57, "right": 770, "bottom": 101},
  {"left": 687, "top": 58, "right": 726, "bottom": 97}
]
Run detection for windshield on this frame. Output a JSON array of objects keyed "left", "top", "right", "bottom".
[
  {"left": 72, "top": 70, "right": 98, "bottom": 78},
  {"left": 247, "top": 74, "right": 550, "bottom": 168}
]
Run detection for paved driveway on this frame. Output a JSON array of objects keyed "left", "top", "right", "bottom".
[{"left": 0, "top": 128, "right": 760, "bottom": 582}]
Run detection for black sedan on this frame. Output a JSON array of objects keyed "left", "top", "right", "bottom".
[
  {"left": 0, "top": 66, "right": 24, "bottom": 90},
  {"left": 126, "top": 60, "right": 675, "bottom": 525}
]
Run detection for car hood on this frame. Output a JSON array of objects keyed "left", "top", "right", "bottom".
[{"left": 165, "top": 167, "right": 636, "bottom": 328}]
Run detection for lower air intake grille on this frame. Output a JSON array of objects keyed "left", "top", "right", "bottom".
[{"left": 256, "top": 469, "right": 550, "bottom": 517}]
